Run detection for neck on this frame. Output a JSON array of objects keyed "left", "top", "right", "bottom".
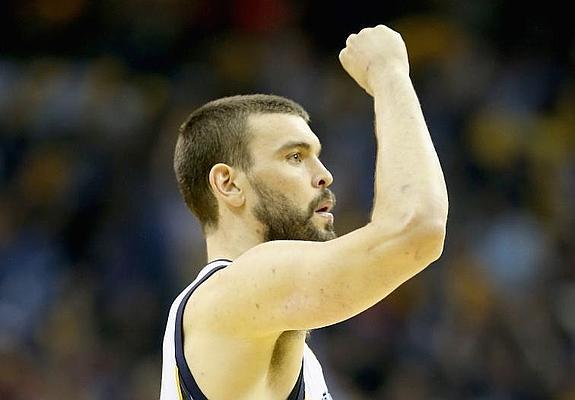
[{"left": 205, "top": 220, "right": 264, "bottom": 262}]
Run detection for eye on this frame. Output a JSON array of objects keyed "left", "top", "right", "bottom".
[{"left": 287, "top": 152, "right": 303, "bottom": 163}]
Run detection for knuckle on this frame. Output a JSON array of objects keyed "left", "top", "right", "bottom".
[{"left": 345, "top": 33, "right": 356, "bottom": 45}]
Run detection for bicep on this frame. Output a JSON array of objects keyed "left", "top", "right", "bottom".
[{"left": 191, "top": 221, "right": 442, "bottom": 336}]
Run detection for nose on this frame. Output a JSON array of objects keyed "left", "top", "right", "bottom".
[{"left": 313, "top": 161, "right": 334, "bottom": 188}]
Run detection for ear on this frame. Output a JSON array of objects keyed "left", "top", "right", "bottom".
[{"left": 208, "top": 163, "right": 245, "bottom": 208}]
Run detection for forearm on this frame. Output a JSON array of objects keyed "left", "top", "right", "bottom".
[{"left": 370, "top": 67, "right": 448, "bottom": 226}]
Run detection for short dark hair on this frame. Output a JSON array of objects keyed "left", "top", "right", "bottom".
[{"left": 174, "top": 94, "right": 310, "bottom": 230}]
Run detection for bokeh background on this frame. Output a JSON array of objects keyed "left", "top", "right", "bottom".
[{"left": 1, "top": 0, "right": 574, "bottom": 398}]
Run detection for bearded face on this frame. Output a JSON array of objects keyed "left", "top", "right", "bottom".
[{"left": 250, "top": 178, "right": 337, "bottom": 242}]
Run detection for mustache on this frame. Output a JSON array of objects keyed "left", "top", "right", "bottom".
[{"left": 308, "top": 189, "right": 337, "bottom": 216}]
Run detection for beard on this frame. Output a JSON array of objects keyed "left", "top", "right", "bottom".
[{"left": 250, "top": 178, "right": 337, "bottom": 242}]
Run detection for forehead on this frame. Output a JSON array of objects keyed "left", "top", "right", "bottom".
[{"left": 247, "top": 113, "right": 321, "bottom": 155}]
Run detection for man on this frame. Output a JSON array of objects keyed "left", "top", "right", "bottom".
[{"left": 160, "top": 25, "right": 448, "bottom": 400}]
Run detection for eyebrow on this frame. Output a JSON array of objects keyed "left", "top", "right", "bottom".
[{"left": 276, "top": 140, "right": 322, "bottom": 156}]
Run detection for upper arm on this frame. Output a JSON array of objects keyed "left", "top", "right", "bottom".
[{"left": 190, "top": 216, "right": 445, "bottom": 336}]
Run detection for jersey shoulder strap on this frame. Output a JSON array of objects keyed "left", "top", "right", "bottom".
[{"left": 174, "top": 259, "right": 305, "bottom": 400}]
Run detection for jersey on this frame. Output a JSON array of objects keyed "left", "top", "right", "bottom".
[{"left": 160, "top": 259, "right": 333, "bottom": 400}]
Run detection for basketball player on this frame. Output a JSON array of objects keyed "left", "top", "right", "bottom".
[{"left": 160, "top": 25, "right": 448, "bottom": 399}]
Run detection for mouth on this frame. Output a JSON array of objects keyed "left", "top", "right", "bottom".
[
  {"left": 314, "top": 200, "right": 335, "bottom": 224},
  {"left": 314, "top": 200, "right": 333, "bottom": 214}
]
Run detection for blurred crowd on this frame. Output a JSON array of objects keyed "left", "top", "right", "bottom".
[{"left": 1, "top": 0, "right": 574, "bottom": 399}]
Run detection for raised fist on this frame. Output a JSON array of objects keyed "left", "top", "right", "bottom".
[{"left": 339, "top": 25, "right": 409, "bottom": 96}]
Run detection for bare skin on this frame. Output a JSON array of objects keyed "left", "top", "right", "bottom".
[{"left": 183, "top": 25, "right": 449, "bottom": 399}]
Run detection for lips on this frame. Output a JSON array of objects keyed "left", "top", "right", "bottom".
[{"left": 315, "top": 200, "right": 333, "bottom": 213}]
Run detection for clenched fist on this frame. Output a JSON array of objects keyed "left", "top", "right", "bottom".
[{"left": 339, "top": 25, "right": 409, "bottom": 96}]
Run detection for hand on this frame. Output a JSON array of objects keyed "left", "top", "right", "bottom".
[{"left": 339, "top": 25, "right": 409, "bottom": 96}]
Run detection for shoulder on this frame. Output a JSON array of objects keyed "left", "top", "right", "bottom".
[{"left": 181, "top": 259, "right": 239, "bottom": 332}]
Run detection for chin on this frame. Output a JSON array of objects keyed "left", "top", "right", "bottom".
[{"left": 316, "top": 226, "right": 337, "bottom": 242}]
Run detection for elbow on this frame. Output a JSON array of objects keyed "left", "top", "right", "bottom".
[
  {"left": 407, "top": 193, "right": 449, "bottom": 261},
  {"left": 407, "top": 213, "right": 447, "bottom": 263},
  {"left": 367, "top": 204, "right": 448, "bottom": 264},
  {"left": 416, "top": 218, "right": 447, "bottom": 262}
]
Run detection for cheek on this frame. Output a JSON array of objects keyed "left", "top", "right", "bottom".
[
  {"left": 275, "top": 174, "right": 309, "bottom": 198},
  {"left": 256, "top": 163, "right": 308, "bottom": 188},
  {"left": 251, "top": 162, "right": 316, "bottom": 207}
]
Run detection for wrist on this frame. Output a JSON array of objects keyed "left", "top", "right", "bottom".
[{"left": 368, "top": 63, "right": 410, "bottom": 96}]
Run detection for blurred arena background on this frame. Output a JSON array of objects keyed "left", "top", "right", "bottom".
[{"left": 0, "top": 0, "right": 574, "bottom": 398}]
